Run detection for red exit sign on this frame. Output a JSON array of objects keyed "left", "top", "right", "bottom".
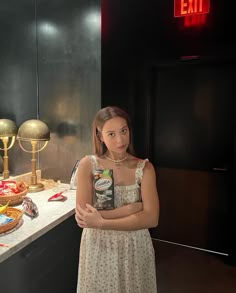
[{"left": 174, "top": 0, "right": 210, "bottom": 17}]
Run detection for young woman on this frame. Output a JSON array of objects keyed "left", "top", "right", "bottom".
[{"left": 75, "top": 106, "right": 159, "bottom": 292}]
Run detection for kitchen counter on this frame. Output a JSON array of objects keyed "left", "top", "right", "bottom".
[{"left": 0, "top": 184, "right": 76, "bottom": 263}]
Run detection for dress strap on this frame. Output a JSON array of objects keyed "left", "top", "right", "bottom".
[
  {"left": 135, "top": 159, "right": 148, "bottom": 186},
  {"left": 90, "top": 155, "right": 98, "bottom": 172}
]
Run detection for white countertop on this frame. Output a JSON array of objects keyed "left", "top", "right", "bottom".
[{"left": 0, "top": 184, "right": 76, "bottom": 263}]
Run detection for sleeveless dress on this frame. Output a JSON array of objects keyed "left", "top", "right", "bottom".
[{"left": 77, "top": 156, "right": 157, "bottom": 293}]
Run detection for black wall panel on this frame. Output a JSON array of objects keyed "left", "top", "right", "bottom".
[
  {"left": 0, "top": 0, "right": 101, "bottom": 180},
  {"left": 0, "top": 0, "right": 37, "bottom": 125},
  {"left": 37, "top": 0, "right": 101, "bottom": 182},
  {"left": 102, "top": 0, "right": 236, "bottom": 262},
  {"left": 152, "top": 62, "right": 235, "bottom": 171},
  {"left": 0, "top": 0, "right": 37, "bottom": 175}
]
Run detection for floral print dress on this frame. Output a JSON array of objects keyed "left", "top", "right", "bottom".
[{"left": 77, "top": 156, "right": 157, "bottom": 293}]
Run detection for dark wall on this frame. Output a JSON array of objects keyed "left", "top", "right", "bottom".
[
  {"left": 0, "top": 1, "right": 37, "bottom": 174},
  {"left": 101, "top": 0, "right": 236, "bottom": 263},
  {"left": 37, "top": 0, "right": 101, "bottom": 182},
  {"left": 102, "top": 0, "right": 235, "bottom": 66},
  {"left": 102, "top": 0, "right": 236, "bottom": 114},
  {"left": 0, "top": 0, "right": 101, "bottom": 182},
  {"left": 102, "top": 0, "right": 236, "bottom": 157},
  {"left": 152, "top": 61, "right": 235, "bottom": 171},
  {"left": 0, "top": 1, "right": 37, "bottom": 124}
]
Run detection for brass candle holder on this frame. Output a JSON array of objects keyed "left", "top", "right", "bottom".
[
  {"left": 17, "top": 119, "right": 50, "bottom": 192},
  {"left": 0, "top": 119, "right": 18, "bottom": 179}
]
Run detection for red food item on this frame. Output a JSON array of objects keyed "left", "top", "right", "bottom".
[
  {"left": 0, "top": 180, "right": 27, "bottom": 195},
  {"left": 48, "top": 192, "right": 67, "bottom": 202},
  {"left": 10, "top": 187, "right": 20, "bottom": 193}
]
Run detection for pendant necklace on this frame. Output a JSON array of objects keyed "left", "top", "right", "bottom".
[{"left": 104, "top": 153, "right": 128, "bottom": 166}]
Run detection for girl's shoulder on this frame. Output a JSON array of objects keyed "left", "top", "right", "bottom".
[
  {"left": 128, "top": 155, "right": 150, "bottom": 166},
  {"left": 79, "top": 155, "right": 91, "bottom": 163},
  {"left": 78, "top": 155, "right": 94, "bottom": 169},
  {"left": 80, "top": 155, "right": 103, "bottom": 171},
  {"left": 129, "top": 156, "right": 155, "bottom": 175}
]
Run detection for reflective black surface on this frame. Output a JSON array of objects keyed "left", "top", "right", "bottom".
[
  {"left": 37, "top": 0, "right": 101, "bottom": 182},
  {"left": 0, "top": 0, "right": 37, "bottom": 124},
  {"left": 0, "top": 0, "right": 101, "bottom": 180}
]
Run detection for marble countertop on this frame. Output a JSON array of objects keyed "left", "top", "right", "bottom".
[{"left": 0, "top": 184, "right": 76, "bottom": 263}]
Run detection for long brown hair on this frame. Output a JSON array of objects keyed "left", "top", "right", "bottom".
[{"left": 92, "top": 106, "right": 135, "bottom": 156}]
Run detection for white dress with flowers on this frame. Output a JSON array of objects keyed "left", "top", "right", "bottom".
[{"left": 76, "top": 156, "right": 157, "bottom": 293}]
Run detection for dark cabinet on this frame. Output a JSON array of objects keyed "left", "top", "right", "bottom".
[{"left": 0, "top": 216, "right": 82, "bottom": 293}]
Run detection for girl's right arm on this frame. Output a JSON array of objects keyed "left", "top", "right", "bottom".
[
  {"left": 99, "top": 202, "right": 143, "bottom": 219},
  {"left": 77, "top": 160, "right": 159, "bottom": 231}
]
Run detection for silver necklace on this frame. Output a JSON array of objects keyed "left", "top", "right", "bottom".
[{"left": 104, "top": 153, "right": 128, "bottom": 165}]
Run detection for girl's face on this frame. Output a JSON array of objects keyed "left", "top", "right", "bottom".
[{"left": 100, "top": 116, "right": 130, "bottom": 155}]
